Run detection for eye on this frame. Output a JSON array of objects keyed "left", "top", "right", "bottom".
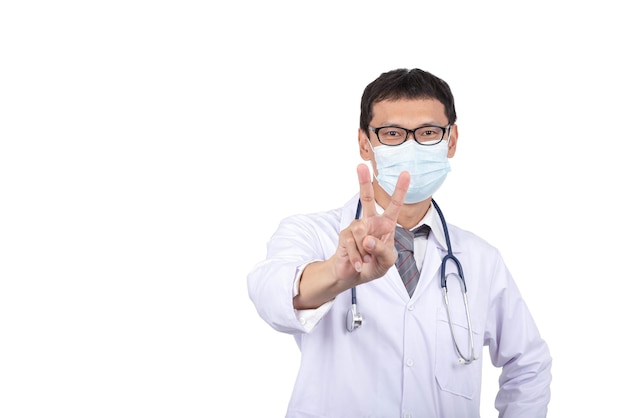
[
  {"left": 381, "top": 128, "right": 403, "bottom": 137},
  {"left": 376, "top": 127, "right": 409, "bottom": 145},
  {"left": 417, "top": 127, "right": 443, "bottom": 138},
  {"left": 420, "top": 128, "right": 439, "bottom": 136}
]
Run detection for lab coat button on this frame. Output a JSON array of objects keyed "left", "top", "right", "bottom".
[
  {"left": 404, "top": 413, "right": 412, "bottom": 418},
  {"left": 406, "top": 359, "right": 414, "bottom": 367},
  {"left": 407, "top": 304, "right": 414, "bottom": 311},
  {"left": 299, "top": 317, "right": 307, "bottom": 325}
]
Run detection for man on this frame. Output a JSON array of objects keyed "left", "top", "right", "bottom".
[{"left": 247, "top": 68, "right": 552, "bottom": 417}]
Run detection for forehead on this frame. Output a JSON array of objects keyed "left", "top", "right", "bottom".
[{"left": 371, "top": 98, "right": 446, "bottom": 124}]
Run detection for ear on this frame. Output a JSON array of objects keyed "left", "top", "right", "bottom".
[
  {"left": 447, "top": 124, "right": 459, "bottom": 158},
  {"left": 358, "top": 128, "right": 373, "bottom": 161}
]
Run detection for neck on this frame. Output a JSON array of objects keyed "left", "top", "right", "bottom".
[{"left": 372, "top": 181, "right": 431, "bottom": 229}]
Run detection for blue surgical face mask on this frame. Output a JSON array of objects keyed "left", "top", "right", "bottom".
[{"left": 370, "top": 139, "right": 451, "bottom": 204}]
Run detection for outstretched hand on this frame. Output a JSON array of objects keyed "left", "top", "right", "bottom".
[{"left": 332, "top": 163, "right": 409, "bottom": 285}]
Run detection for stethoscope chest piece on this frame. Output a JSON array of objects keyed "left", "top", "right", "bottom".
[{"left": 346, "top": 303, "right": 362, "bottom": 332}]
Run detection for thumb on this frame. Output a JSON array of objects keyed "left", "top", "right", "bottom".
[{"left": 362, "top": 234, "right": 397, "bottom": 268}]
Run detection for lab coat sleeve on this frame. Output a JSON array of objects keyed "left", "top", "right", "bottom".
[
  {"left": 291, "top": 264, "right": 334, "bottom": 333},
  {"left": 247, "top": 213, "right": 339, "bottom": 335},
  {"left": 484, "top": 254, "right": 552, "bottom": 417}
]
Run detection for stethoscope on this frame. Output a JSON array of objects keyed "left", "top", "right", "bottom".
[{"left": 346, "top": 198, "right": 479, "bottom": 365}]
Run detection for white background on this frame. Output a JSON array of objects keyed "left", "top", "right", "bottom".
[{"left": 1, "top": 1, "right": 624, "bottom": 417}]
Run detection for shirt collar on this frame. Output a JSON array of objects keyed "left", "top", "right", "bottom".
[
  {"left": 413, "top": 204, "right": 446, "bottom": 248},
  {"left": 374, "top": 201, "right": 446, "bottom": 246}
]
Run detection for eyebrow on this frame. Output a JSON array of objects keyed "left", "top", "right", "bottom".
[{"left": 377, "top": 120, "right": 446, "bottom": 128}]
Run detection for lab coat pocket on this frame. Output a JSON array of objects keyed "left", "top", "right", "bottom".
[{"left": 434, "top": 307, "right": 481, "bottom": 399}]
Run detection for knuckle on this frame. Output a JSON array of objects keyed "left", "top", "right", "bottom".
[
  {"left": 388, "top": 196, "right": 403, "bottom": 208},
  {"left": 360, "top": 194, "right": 375, "bottom": 203},
  {"left": 349, "top": 220, "right": 367, "bottom": 236}
]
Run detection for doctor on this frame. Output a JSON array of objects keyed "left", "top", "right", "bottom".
[{"left": 247, "top": 68, "right": 552, "bottom": 417}]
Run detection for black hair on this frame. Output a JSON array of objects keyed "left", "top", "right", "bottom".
[{"left": 359, "top": 68, "right": 457, "bottom": 132}]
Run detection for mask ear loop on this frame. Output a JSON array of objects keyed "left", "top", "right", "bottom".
[
  {"left": 365, "top": 134, "right": 376, "bottom": 155},
  {"left": 445, "top": 125, "right": 453, "bottom": 147}
]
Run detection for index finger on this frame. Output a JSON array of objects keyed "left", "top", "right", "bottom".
[
  {"left": 381, "top": 170, "right": 409, "bottom": 223},
  {"left": 357, "top": 163, "right": 376, "bottom": 218}
]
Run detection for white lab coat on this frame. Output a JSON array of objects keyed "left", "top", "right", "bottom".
[{"left": 248, "top": 194, "right": 551, "bottom": 418}]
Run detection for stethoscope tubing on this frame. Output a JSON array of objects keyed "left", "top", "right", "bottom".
[{"left": 347, "top": 198, "right": 478, "bottom": 365}]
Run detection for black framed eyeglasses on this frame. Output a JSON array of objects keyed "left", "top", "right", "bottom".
[{"left": 368, "top": 125, "right": 450, "bottom": 146}]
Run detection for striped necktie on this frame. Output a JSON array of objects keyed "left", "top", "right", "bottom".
[{"left": 394, "top": 224, "right": 431, "bottom": 296}]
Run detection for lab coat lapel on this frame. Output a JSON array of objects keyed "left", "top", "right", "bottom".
[{"left": 386, "top": 264, "right": 413, "bottom": 300}]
